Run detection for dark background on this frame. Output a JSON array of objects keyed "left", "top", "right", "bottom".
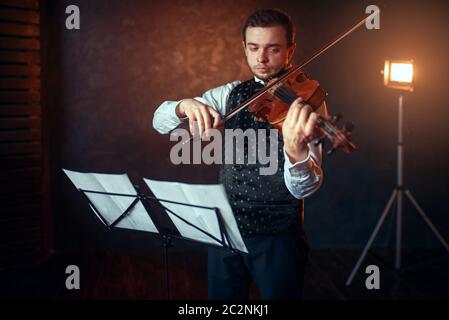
[
  {"left": 1, "top": 0, "right": 448, "bottom": 301},
  {"left": 45, "top": 0, "right": 449, "bottom": 252}
]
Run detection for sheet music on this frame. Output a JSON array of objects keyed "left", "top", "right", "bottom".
[
  {"left": 143, "top": 179, "right": 247, "bottom": 253},
  {"left": 63, "top": 169, "right": 158, "bottom": 233}
]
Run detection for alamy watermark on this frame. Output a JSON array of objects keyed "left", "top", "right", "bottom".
[
  {"left": 65, "top": 5, "right": 80, "bottom": 30},
  {"left": 365, "top": 5, "right": 380, "bottom": 30},
  {"left": 170, "top": 128, "right": 279, "bottom": 176},
  {"left": 365, "top": 265, "right": 380, "bottom": 290},
  {"left": 65, "top": 264, "right": 80, "bottom": 290}
]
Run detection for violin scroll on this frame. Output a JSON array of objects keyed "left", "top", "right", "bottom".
[{"left": 316, "top": 113, "right": 356, "bottom": 155}]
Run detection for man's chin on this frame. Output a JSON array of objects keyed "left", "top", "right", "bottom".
[{"left": 253, "top": 72, "right": 274, "bottom": 82}]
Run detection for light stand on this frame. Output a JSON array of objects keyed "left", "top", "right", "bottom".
[{"left": 346, "top": 61, "right": 449, "bottom": 286}]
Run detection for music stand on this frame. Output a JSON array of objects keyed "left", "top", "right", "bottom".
[{"left": 63, "top": 170, "right": 246, "bottom": 299}]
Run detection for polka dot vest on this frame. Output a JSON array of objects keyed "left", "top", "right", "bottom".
[{"left": 220, "top": 79, "right": 304, "bottom": 236}]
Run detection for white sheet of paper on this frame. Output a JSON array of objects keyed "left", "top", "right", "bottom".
[
  {"left": 143, "top": 179, "right": 247, "bottom": 253},
  {"left": 63, "top": 169, "right": 158, "bottom": 233}
]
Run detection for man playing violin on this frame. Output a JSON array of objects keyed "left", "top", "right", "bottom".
[{"left": 153, "top": 8, "right": 327, "bottom": 299}]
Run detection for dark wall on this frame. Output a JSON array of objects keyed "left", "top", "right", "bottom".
[{"left": 45, "top": 0, "right": 449, "bottom": 251}]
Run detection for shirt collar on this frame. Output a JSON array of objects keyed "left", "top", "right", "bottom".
[
  {"left": 253, "top": 66, "right": 292, "bottom": 85},
  {"left": 254, "top": 76, "right": 265, "bottom": 85}
]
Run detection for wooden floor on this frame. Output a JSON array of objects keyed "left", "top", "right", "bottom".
[{"left": 1, "top": 249, "right": 448, "bottom": 299}]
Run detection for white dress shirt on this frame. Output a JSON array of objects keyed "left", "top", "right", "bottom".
[{"left": 152, "top": 78, "right": 324, "bottom": 199}]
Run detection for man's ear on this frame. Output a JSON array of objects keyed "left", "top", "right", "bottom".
[
  {"left": 242, "top": 41, "right": 248, "bottom": 57},
  {"left": 287, "top": 43, "right": 296, "bottom": 63}
]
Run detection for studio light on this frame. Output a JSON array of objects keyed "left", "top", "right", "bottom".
[
  {"left": 383, "top": 59, "right": 414, "bottom": 92},
  {"left": 346, "top": 59, "right": 449, "bottom": 286}
]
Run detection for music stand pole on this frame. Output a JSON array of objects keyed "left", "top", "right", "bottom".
[
  {"left": 161, "top": 234, "right": 172, "bottom": 300},
  {"left": 140, "top": 194, "right": 240, "bottom": 299}
]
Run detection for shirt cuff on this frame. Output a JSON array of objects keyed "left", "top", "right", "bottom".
[
  {"left": 283, "top": 146, "right": 314, "bottom": 174},
  {"left": 175, "top": 99, "right": 189, "bottom": 121}
]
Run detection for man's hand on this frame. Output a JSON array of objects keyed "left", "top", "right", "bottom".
[
  {"left": 176, "top": 99, "right": 222, "bottom": 137},
  {"left": 282, "top": 97, "right": 320, "bottom": 163}
]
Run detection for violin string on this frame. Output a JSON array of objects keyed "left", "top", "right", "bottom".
[
  {"left": 270, "top": 85, "right": 345, "bottom": 140},
  {"left": 274, "top": 86, "right": 297, "bottom": 105},
  {"left": 271, "top": 86, "right": 288, "bottom": 102},
  {"left": 224, "top": 10, "right": 380, "bottom": 135},
  {"left": 274, "top": 85, "right": 339, "bottom": 136},
  {"left": 280, "top": 86, "right": 301, "bottom": 104}
]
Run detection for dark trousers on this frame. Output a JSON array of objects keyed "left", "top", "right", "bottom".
[{"left": 208, "top": 230, "right": 309, "bottom": 300}]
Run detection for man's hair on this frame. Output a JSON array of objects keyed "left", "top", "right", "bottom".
[{"left": 242, "top": 9, "right": 295, "bottom": 47}]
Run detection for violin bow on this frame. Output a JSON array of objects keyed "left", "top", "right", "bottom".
[
  {"left": 182, "top": 9, "right": 380, "bottom": 144},
  {"left": 223, "top": 9, "right": 381, "bottom": 122}
]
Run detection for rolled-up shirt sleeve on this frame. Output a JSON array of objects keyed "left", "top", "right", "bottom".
[
  {"left": 152, "top": 100, "right": 185, "bottom": 134},
  {"left": 283, "top": 142, "right": 324, "bottom": 199},
  {"left": 283, "top": 101, "right": 328, "bottom": 199}
]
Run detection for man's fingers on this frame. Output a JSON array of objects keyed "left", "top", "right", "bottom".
[
  {"left": 193, "top": 109, "right": 204, "bottom": 137},
  {"left": 304, "top": 112, "right": 318, "bottom": 139},
  {"left": 297, "top": 104, "right": 312, "bottom": 129},
  {"left": 199, "top": 105, "right": 212, "bottom": 135},
  {"left": 185, "top": 110, "right": 196, "bottom": 136},
  {"left": 208, "top": 107, "right": 222, "bottom": 128},
  {"left": 184, "top": 101, "right": 223, "bottom": 137},
  {"left": 286, "top": 98, "right": 303, "bottom": 127},
  {"left": 211, "top": 112, "right": 222, "bottom": 129},
  {"left": 292, "top": 97, "right": 303, "bottom": 105},
  {"left": 289, "top": 105, "right": 301, "bottom": 128}
]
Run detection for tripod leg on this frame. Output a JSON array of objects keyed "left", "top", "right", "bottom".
[
  {"left": 384, "top": 201, "right": 396, "bottom": 257},
  {"left": 395, "top": 189, "right": 403, "bottom": 269},
  {"left": 346, "top": 189, "right": 398, "bottom": 286},
  {"left": 405, "top": 190, "right": 449, "bottom": 253}
]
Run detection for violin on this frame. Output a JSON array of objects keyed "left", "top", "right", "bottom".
[
  {"left": 247, "top": 68, "right": 355, "bottom": 155},
  {"left": 221, "top": 10, "right": 380, "bottom": 155}
]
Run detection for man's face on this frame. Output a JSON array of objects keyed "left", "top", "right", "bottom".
[{"left": 243, "top": 25, "right": 295, "bottom": 81}]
